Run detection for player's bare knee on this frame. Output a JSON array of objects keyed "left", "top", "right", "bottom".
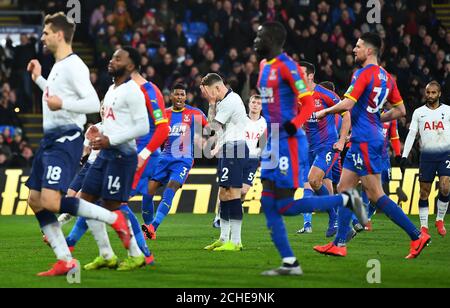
[
  {"left": 27, "top": 194, "right": 41, "bottom": 212},
  {"left": 103, "top": 200, "right": 121, "bottom": 211},
  {"left": 309, "top": 177, "right": 322, "bottom": 191},
  {"left": 167, "top": 181, "right": 181, "bottom": 191},
  {"left": 419, "top": 186, "right": 431, "bottom": 200},
  {"left": 39, "top": 191, "right": 62, "bottom": 213},
  {"left": 440, "top": 184, "right": 450, "bottom": 197}
]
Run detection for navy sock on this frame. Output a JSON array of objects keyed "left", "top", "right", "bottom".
[
  {"left": 121, "top": 205, "right": 151, "bottom": 257},
  {"left": 228, "top": 199, "right": 243, "bottom": 220},
  {"left": 66, "top": 217, "right": 88, "bottom": 247},
  {"left": 333, "top": 206, "right": 353, "bottom": 246},
  {"left": 142, "top": 194, "right": 154, "bottom": 225},
  {"left": 261, "top": 191, "right": 294, "bottom": 259},
  {"left": 35, "top": 210, "right": 58, "bottom": 228},
  {"left": 276, "top": 195, "right": 343, "bottom": 216},
  {"left": 438, "top": 194, "right": 450, "bottom": 203},
  {"left": 418, "top": 199, "right": 429, "bottom": 208},
  {"left": 59, "top": 197, "right": 80, "bottom": 216},
  {"left": 315, "top": 185, "right": 330, "bottom": 196},
  {"left": 220, "top": 200, "right": 230, "bottom": 220},
  {"left": 152, "top": 188, "right": 176, "bottom": 231},
  {"left": 376, "top": 195, "right": 420, "bottom": 240}
]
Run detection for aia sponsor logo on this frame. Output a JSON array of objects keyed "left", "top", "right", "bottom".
[{"left": 424, "top": 121, "right": 444, "bottom": 131}]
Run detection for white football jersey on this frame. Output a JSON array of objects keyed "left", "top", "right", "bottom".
[
  {"left": 36, "top": 54, "right": 100, "bottom": 132},
  {"left": 102, "top": 79, "right": 149, "bottom": 154},
  {"left": 245, "top": 116, "right": 267, "bottom": 158},
  {"left": 409, "top": 104, "right": 450, "bottom": 159},
  {"left": 215, "top": 90, "right": 249, "bottom": 146}
]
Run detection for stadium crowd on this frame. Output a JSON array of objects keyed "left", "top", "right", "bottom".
[{"left": 0, "top": 0, "right": 449, "bottom": 167}]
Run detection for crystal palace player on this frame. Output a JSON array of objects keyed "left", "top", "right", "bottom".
[
  {"left": 26, "top": 13, "right": 134, "bottom": 276},
  {"left": 401, "top": 81, "right": 450, "bottom": 236},
  {"left": 297, "top": 62, "right": 351, "bottom": 237},
  {"left": 254, "top": 22, "right": 366, "bottom": 276},
  {"left": 141, "top": 84, "right": 208, "bottom": 239},
  {"left": 314, "top": 32, "right": 430, "bottom": 259}
]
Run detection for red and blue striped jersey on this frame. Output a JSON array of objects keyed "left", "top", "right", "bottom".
[
  {"left": 344, "top": 64, "right": 403, "bottom": 144},
  {"left": 257, "top": 53, "right": 313, "bottom": 138},
  {"left": 136, "top": 81, "right": 168, "bottom": 152},
  {"left": 304, "top": 84, "right": 341, "bottom": 152},
  {"left": 163, "top": 105, "right": 208, "bottom": 159}
]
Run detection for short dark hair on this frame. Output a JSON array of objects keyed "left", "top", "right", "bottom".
[
  {"left": 299, "top": 61, "right": 315, "bottom": 75},
  {"left": 319, "top": 81, "right": 335, "bottom": 92},
  {"left": 122, "top": 46, "right": 141, "bottom": 71},
  {"left": 172, "top": 83, "right": 187, "bottom": 92},
  {"left": 44, "top": 12, "right": 76, "bottom": 44},
  {"left": 262, "top": 21, "right": 287, "bottom": 47},
  {"left": 201, "top": 73, "right": 224, "bottom": 86},
  {"left": 249, "top": 94, "right": 262, "bottom": 103},
  {"left": 360, "top": 32, "right": 382, "bottom": 55},
  {"left": 426, "top": 80, "right": 441, "bottom": 92}
]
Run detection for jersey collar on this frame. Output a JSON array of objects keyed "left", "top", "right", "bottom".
[{"left": 171, "top": 107, "right": 185, "bottom": 112}]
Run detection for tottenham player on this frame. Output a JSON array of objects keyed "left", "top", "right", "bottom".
[
  {"left": 26, "top": 13, "right": 134, "bottom": 276},
  {"left": 297, "top": 62, "right": 351, "bottom": 237},
  {"left": 401, "top": 81, "right": 450, "bottom": 236},
  {"left": 314, "top": 32, "right": 429, "bottom": 259},
  {"left": 141, "top": 83, "right": 208, "bottom": 239},
  {"left": 212, "top": 95, "right": 267, "bottom": 228},
  {"left": 202, "top": 73, "right": 250, "bottom": 252}
]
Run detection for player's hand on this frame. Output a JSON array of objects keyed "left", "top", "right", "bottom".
[
  {"left": 200, "top": 85, "right": 215, "bottom": 104},
  {"left": 86, "top": 125, "right": 101, "bottom": 143},
  {"left": 90, "top": 134, "right": 110, "bottom": 150},
  {"left": 315, "top": 109, "right": 327, "bottom": 119},
  {"left": 283, "top": 121, "right": 297, "bottom": 137},
  {"left": 27, "top": 59, "right": 42, "bottom": 82},
  {"left": 45, "top": 95, "right": 63, "bottom": 111},
  {"left": 333, "top": 139, "right": 345, "bottom": 152},
  {"left": 399, "top": 157, "right": 408, "bottom": 174},
  {"left": 137, "top": 155, "right": 146, "bottom": 170},
  {"left": 211, "top": 146, "right": 220, "bottom": 157}
]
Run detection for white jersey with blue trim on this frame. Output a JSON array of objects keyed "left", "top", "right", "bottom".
[
  {"left": 405, "top": 104, "right": 450, "bottom": 161},
  {"left": 245, "top": 116, "right": 267, "bottom": 158},
  {"left": 102, "top": 79, "right": 149, "bottom": 154},
  {"left": 35, "top": 54, "right": 100, "bottom": 132}
]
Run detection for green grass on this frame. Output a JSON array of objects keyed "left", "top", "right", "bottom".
[{"left": 0, "top": 214, "right": 449, "bottom": 288}]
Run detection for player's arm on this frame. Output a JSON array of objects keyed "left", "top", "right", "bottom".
[
  {"left": 107, "top": 90, "right": 150, "bottom": 147},
  {"left": 335, "top": 111, "right": 351, "bottom": 152},
  {"left": 401, "top": 110, "right": 419, "bottom": 160},
  {"left": 381, "top": 79, "right": 406, "bottom": 122},
  {"left": 389, "top": 120, "right": 401, "bottom": 159},
  {"left": 139, "top": 102, "right": 170, "bottom": 163},
  {"left": 281, "top": 64, "right": 314, "bottom": 135}
]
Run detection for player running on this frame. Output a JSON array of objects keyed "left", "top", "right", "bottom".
[
  {"left": 26, "top": 13, "right": 136, "bottom": 276},
  {"left": 254, "top": 22, "right": 366, "bottom": 276},
  {"left": 141, "top": 83, "right": 208, "bottom": 239},
  {"left": 212, "top": 94, "right": 267, "bottom": 228},
  {"left": 401, "top": 81, "right": 450, "bottom": 236},
  {"left": 313, "top": 32, "right": 430, "bottom": 259},
  {"left": 296, "top": 62, "right": 351, "bottom": 237}
]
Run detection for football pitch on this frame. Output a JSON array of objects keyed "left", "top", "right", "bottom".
[{"left": 0, "top": 213, "right": 449, "bottom": 288}]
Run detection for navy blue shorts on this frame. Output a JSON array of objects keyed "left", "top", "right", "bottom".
[
  {"left": 243, "top": 158, "right": 260, "bottom": 186},
  {"left": 26, "top": 128, "right": 83, "bottom": 194},
  {"left": 82, "top": 149, "right": 137, "bottom": 202},
  {"left": 151, "top": 155, "right": 193, "bottom": 186},
  {"left": 419, "top": 159, "right": 450, "bottom": 183},
  {"left": 218, "top": 141, "right": 249, "bottom": 188},
  {"left": 68, "top": 162, "right": 92, "bottom": 192}
]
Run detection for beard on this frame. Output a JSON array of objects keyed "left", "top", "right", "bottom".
[{"left": 108, "top": 67, "right": 126, "bottom": 78}]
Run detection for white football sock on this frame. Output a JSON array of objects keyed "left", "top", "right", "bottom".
[
  {"left": 437, "top": 199, "right": 449, "bottom": 221},
  {"left": 58, "top": 213, "right": 73, "bottom": 226},
  {"left": 219, "top": 219, "right": 230, "bottom": 242},
  {"left": 419, "top": 207, "right": 429, "bottom": 228},
  {"left": 86, "top": 219, "right": 115, "bottom": 260},
  {"left": 127, "top": 220, "right": 143, "bottom": 258},
  {"left": 42, "top": 222, "right": 72, "bottom": 262},
  {"left": 341, "top": 194, "right": 349, "bottom": 206},
  {"left": 77, "top": 199, "right": 117, "bottom": 225},
  {"left": 282, "top": 257, "right": 297, "bottom": 265},
  {"left": 230, "top": 219, "right": 242, "bottom": 245}
]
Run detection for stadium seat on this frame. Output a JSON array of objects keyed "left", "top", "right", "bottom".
[
  {"left": 189, "top": 22, "right": 208, "bottom": 36},
  {"left": 147, "top": 48, "right": 157, "bottom": 58},
  {"left": 186, "top": 33, "right": 199, "bottom": 47}
]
